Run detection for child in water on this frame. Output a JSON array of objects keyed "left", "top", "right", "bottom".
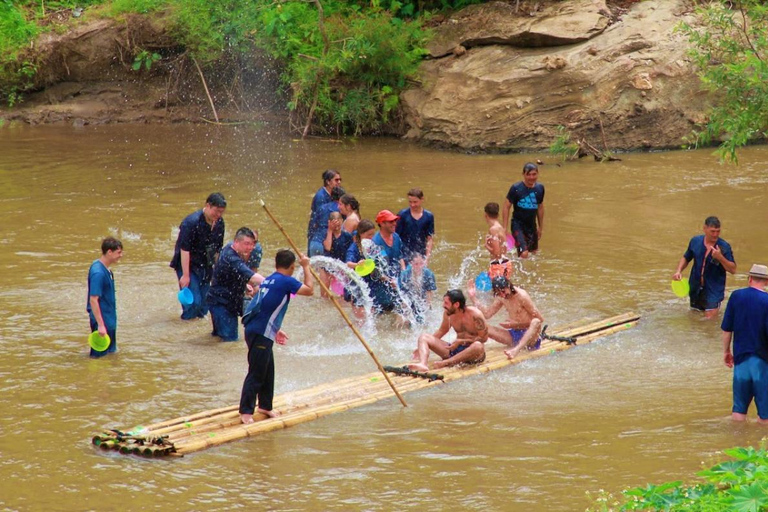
[{"left": 399, "top": 253, "right": 437, "bottom": 324}]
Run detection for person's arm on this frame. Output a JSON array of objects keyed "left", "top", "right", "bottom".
[
  {"left": 502, "top": 199, "right": 512, "bottom": 236},
  {"left": 89, "top": 296, "right": 107, "bottom": 336},
  {"left": 537, "top": 203, "right": 545, "bottom": 240},
  {"left": 466, "top": 279, "right": 503, "bottom": 319},
  {"left": 425, "top": 236, "right": 433, "bottom": 260},
  {"left": 432, "top": 312, "right": 450, "bottom": 340},
  {"left": 673, "top": 256, "right": 690, "bottom": 281},
  {"left": 296, "top": 254, "right": 315, "bottom": 296},
  {"left": 723, "top": 330, "right": 734, "bottom": 368},
  {"left": 323, "top": 225, "right": 334, "bottom": 252},
  {"left": 179, "top": 250, "right": 191, "bottom": 288},
  {"left": 248, "top": 272, "right": 265, "bottom": 287}
]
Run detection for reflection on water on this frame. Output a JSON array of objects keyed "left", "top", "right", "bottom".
[{"left": 1, "top": 124, "right": 767, "bottom": 510}]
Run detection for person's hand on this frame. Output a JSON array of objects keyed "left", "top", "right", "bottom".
[
  {"left": 299, "top": 254, "right": 310, "bottom": 267},
  {"left": 179, "top": 274, "right": 190, "bottom": 289},
  {"left": 466, "top": 279, "right": 476, "bottom": 299},
  {"left": 245, "top": 283, "right": 255, "bottom": 297},
  {"left": 672, "top": 271, "right": 682, "bottom": 281},
  {"left": 537, "top": 227, "right": 543, "bottom": 240},
  {"left": 724, "top": 351, "right": 734, "bottom": 368},
  {"left": 711, "top": 245, "right": 723, "bottom": 261},
  {"left": 276, "top": 330, "right": 289, "bottom": 345},
  {"left": 98, "top": 324, "right": 107, "bottom": 337}
]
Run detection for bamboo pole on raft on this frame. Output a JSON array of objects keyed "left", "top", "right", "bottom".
[{"left": 259, "top": 199, "right": 408, "bottom": 408}]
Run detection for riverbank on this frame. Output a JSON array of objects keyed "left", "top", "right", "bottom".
[{"left": 0, "top": 0, "right": 711, "bottom": 151}]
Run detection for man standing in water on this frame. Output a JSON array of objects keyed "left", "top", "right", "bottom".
[
  {"left": 239, "top": 250, "right": 314, "bottom": 424},
  {"left": 673, "top": 216, "right": 736, "bottom": 318},
  {"left": 396, "top": 188, "right": 435, "bottom": 262},
  {"left": 722, "top": 264, "right": 768, "bottom": 423},
  {"left": 206, "top": 227, "right": 265, "bottom": 342},
  {"left": 373, "top": 209, "right": 406, "bottom": 279},
  {"left": 502, "top": 162, "right": 545, "bottom": 259},
  {"left": 307, "top": 170, "right": 342, "bottom": 253},
  {"left": 170, "top": 193, "right": 227, "bottom": 320},
  {"left": 87, "top": 237, "right": 123, "bottom": 357},
  {"left": 467, "top": 276, "right": 543, "bottom": 360},
  {"left": 409, "top": 289, "right": 489, "bottom": 371}
]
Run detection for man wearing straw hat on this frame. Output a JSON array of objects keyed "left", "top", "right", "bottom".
[
  {"left": 722, "top": 264, "right": 768, "bottom": 423},
  {"left": 239, "top": 249, "right": 314, "bottom": 424}
]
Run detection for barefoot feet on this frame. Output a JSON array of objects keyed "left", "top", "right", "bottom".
[
  {"left": 257, "top": 407, "right": 281, "bottom": 418},
  {"left": 240, "top": 414, "right": 255, "bottom": 424},
  {"left": 408, "top": 362, "right": 429, "bottom": 372}
]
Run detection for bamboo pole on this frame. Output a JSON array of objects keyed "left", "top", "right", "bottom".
[{"left": 259, "top": 199, "right": 407, "bottom": 408}]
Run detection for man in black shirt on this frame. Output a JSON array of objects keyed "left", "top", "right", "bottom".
[{"left": 502, "top": 163, "right": 545, "bottom": 259}]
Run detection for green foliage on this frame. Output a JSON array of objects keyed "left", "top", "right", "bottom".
[
  {"left": 678, "top": 0, "right": 768, "bottom": 163},
  {"left": 0, "top": 1, "right": 39, "bottom": 58},
  {"left": 110, "top": 0, "right": 165, "bottom": 15},
  {"left": 256, "top": 0, "right": 429, "bottom": 134},
  {"left": 354, "top": 0, "right": 483, "bottom": 18},
  {"left": 548, "top": 125, "right": 579, "bottom": 160},
  {"left": 132, "top": 49, "right": 161, "bottom": 71},
  {"left": 588, "top": 445, "right": 768, "bottom": 511}
]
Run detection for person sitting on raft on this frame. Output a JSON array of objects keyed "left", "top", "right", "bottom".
[
  {"left": 409, "top": 289, "right": 489, "bottom": 372},
  {"left": 467, "top": 276, "right": 543, "bottom": 360}
]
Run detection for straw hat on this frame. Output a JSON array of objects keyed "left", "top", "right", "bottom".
[{"left": 748, "top": 264, "right": 768, "bottom": 279}]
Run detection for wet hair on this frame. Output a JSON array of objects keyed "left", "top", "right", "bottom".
[
  {"left": 322, "top": 169, "right": 340, "bottom": 186},
  {"left": 704, "top": 216, "right": 721, "bottom": 228},
  {"left": 492, "top": 276, "right": 517, "bottom": 295},
  {"left": 330, "top": 186, "right": 346, "bottom": 201},
  {"left": 340, "top": 194, "right": 360, "bottom": 214},
  {"left": 484, "top": 202, "right": 499, "bottom": 218},
  {"left": 329, "top": 211, "right": 342, "bottom": 221},
  {"left": 206, "top": 192, "right": 227, "bottom": 208},
  {"left": 407, "top": 188, "right": 424, "bottom": 199},
  {"left": 522, "top": 162, "right": 539, "bottom": 175},
  {"left": 355, "top": 219, "right": 375, "bottom": 242},
  {"left": 275, "top": 249, "right": 296, "bottom": 269},
  {"left": 101, "top": 237, "right": 122, "bottom": 254},
  {"left": 234, "top": 227, "right": 256, "bottom": 241},
  {"left": 444, "top": 289, "right": 466, "bottom": 310}
]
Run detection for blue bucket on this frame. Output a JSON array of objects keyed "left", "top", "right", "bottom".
[
  {"left": 475, "top": 272, "right": 492, "bottom": 292},
  {"left": 178, "top": 287, "right": 194, "bottom": 305}
]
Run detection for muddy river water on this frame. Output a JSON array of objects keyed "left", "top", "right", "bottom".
[{"left": 1, "top": 124, "right": 767, "bottom": 511}]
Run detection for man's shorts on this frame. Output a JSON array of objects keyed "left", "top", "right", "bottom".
[
  {"left": 512, "top": 220, "right": 538, "bottom": 255},
  {"left": 733, "top": 355, "right": 768, "bottom": 419},
  {"left": 448, "top": 343, "right": 486, "bottom": 364},
  {"left": 508, "top": 328, "right": 542, "bottom": 350}
]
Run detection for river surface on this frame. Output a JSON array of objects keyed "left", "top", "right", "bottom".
[{"left": 1, "top": 124, "right": 767, "bottom": 511}]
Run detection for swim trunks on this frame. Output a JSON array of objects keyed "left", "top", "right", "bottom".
[
  {"left": 733, "top": 355, "right": 768, "bottom": 419},
  {"left": 489, "top": 257, "right": 513, "bottom": 280},
  {"left": 512, "top": 220, "right": 538, "bottom": 256},
  {"left": 448, "top": 343, "right": 486, "bottom": 363},
  {"left": 508, "top": 328, "right": 542, "bottom": 350}
]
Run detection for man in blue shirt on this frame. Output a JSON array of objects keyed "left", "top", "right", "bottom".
[
  {"left": 722, "top": 264, "right": 768, "bottom": 423},
  {"left": 373, "top": 209, "right": 406, "bottom": 280},
  {"left": 170, "top": 193, "right": 227, "bottom": 320},
  {"left": 87, "top": 237, "right": 123, "bottom": 358},
  {"left": 307, "top": 170, "right": 342, "bottom": 253},
  {"left": 673, "top": 216, "right": 737, "bottom": 318},
  {"left": 206, "top": 227, "right": 265, "bottom": 342},
  {"left": 239, "top": 250, "right": 314, "bottom": 424},
  {"left": 502, "top": 162, "right": 545, "bottom": 259},
  {"left": 396, "top": 188, "right": 435, "bottom": 262}
]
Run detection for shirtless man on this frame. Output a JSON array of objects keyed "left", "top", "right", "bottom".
[
  {"left": 409, "top": 289, "right": 489, "bottom": 371},
  {"left": 467, "top": 276, "right": 543, "bottom": 360},
  {"left": 484, "top": 202, "right": 506, "bottom": 251}
]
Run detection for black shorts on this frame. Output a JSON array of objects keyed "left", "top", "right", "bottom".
[{"left": 512, "top": 220, "right": 538, "bottom": 255}]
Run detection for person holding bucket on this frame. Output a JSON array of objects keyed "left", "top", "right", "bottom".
[{"left": 86, "top": 237, "right": 123, "bottom": 357}]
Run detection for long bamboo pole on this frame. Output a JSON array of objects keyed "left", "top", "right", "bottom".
[{"left": 259, "top": 199, "right": 407, "bottom": 407}]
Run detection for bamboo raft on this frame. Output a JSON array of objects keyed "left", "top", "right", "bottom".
[{"left": 92, "top": 312, "right": 639, "bottom": 457}]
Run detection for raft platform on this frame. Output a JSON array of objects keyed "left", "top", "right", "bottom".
[{"left": 92, "top": 312, "right": 639, "bottom": 457}]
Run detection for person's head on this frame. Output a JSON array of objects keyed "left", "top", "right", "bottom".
[
  {"left": 322, "top": 169, "right": 342, "bottom": 189},
  {"left": 330, "top": 186, "right": 346, "bottom": 202},
  {"left": 703, "top": 216, "right": 721, "bottom": 241},
  {"left": 376, "top": 210, "right": 400, "bottom": 234},
  {"left": 275, "top": 249, "right": 297, "bottom": 274},
  {"left": 410, "top": 253, "right": 426, "bottom": 272},
  {"left": 443, "top": 289, "right": 466, "bottom": 315},
  {"left": 407, "top": 188, "right": 424, "bottom": 210},
  {"left": 748, "top": 264, "right": 768, "bottom": 289},
  {"left": 356, "top": 219, "right": 376, "bottom": 242},
  {"left": 101, "top": 237, "right": 123, "bottom": 264},
  {"left": 204, "top": 192, "right": 227, "bottom": 223},
  {"left": 522, "top": 162, "right": 539, "bottom": 187},
  {"left": 232, "top": 227, "right": 256, "bottom": 258},
  {"left": 328, "top": 211, "right": 343, "bottom": 230},
  {"left": 339, "top": 194, "right": 360, "bottom": 216},
  {"left": 491, "top": 276, "right": 516, "bottom": 298},
  {"left": 484, "top": 202, "right": 500, "bottom": 220}
]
